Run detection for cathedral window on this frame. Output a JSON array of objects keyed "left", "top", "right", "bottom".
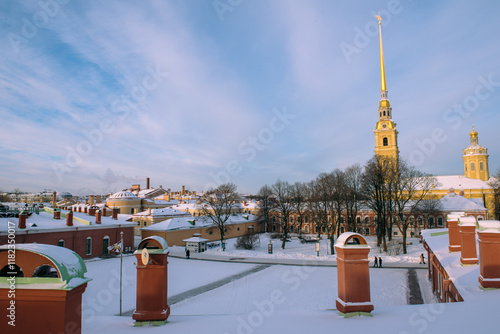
[
  {"left": 465, "top": 164, "right": 467, "bottom": 172},
  {"left": 383, "top": 110, "right": 386, "bottom": 116},
  {"left": 383, "top": 137, "right": 388, "bottom": 146},
  {"left": 480, "top": 162, "right": 484, "bottom": 170},
  {"left": 471, "top": 163, "right": 475, "bottom": 171}
]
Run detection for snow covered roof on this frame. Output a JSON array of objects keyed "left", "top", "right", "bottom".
[
  {"left": 0, "top": 243, "right": 91, "bottom": 289},
  {"left": 439, "top": 193, "right": 487, "bottom": 212},
  {"left": 433, "top": 175, "right": 493, "bottom": 190},
  {"left": 142, "top": 213, "right": 259, "bottom": 232},
  {"left": 108, "top": 191, "right": 138, "bottom": 200},
  {"left": 0, "top": 208, "right": 134, "bottom": 234},
  {"left": 133, "top": 207, "right": 191, "bottom": 217},
  {"left": 183, "top": 236, "right": 209, "bottom": 242},
  {"left": 142, "top": 216, "right": 203, "bottom": 231}
]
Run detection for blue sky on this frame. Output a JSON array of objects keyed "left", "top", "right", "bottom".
[{"left": 1, "top": 0, "right": 499, "bottom": 195}]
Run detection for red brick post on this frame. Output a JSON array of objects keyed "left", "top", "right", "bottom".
[
  {"left": 458, "top": 217, "right": 478, "bottom": 265},
  {"left": 335, "top": 232, "right": 373, "bottom": 314}
]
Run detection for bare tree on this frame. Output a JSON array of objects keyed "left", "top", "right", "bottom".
[
  {"left": 290, "top": 182, "right": 308, "bottom": 237},
  {"left": 361, "top": 155, "right": 392, "bottom": 251},
  {"left": 343, "top": 164, "right": 363, "bottom": 233},
  {"left": 0, "top": 190, "right": 11, "bottom": 202},
  {"left": 199, "top": 183, "right": 240, "bottom": 251},
  {"left": 12, "top": 188, "right": 23, "bottom": 202},
  {"left": 393, "top": 158, "right": 439, "bottom": 253},
  {"left": 330, "top": 169, "right": 346, "bottom": 238},
  {"left": 256, "top": 184, "right": 274, "bottom": 233},
  {"left": 271, "top": 180, "right": 293, "bottom": 249},
  {"left": 311, "top": 173, "right": 337, "bottom": 255},
  {"left": 415, "top": 198, "right": 443, "bottom": 230}
]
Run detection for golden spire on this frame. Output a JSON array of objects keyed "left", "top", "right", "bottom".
[{"left": 375, "top": 14, "right": 387, "bottom": 92}]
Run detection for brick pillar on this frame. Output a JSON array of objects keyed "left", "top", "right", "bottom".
[
  {"left": 447, "top": 214, "right": 463, "bottom": 252},
  {"left": 112, "top": 207, "right": 119, "bottom": 220},
  {"left": 54, "top": 209, "right": 61, "bottom": 220},
  {"left": 335, "top": 233, "right": 373, "bottom": 314},
  {"left": 102, "top": 207, "right": 107, "bottom": 216},
  {"left": 18, "top": 210, "right": 27, "bottom": 229},
  {"left": 66, "top": 211, "right": 73, "bottom": 227},
  {"left": 477, "top": 221, "right": 500, "bottom": 288},
  {"left": 459, "top": 217, "right": 478, "bottom": 265},
  {"left": 88, "top": 206, "right": 96, "bottom": 217},
  {"left": 96, "top": 210, "right": 102, "bottom": 224}
]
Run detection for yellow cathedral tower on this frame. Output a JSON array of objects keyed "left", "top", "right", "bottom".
[
  {"left": 463, "top": 126, "right": 490, "bottom": 181},
  {"left": 373, "top": 15, "right": 399, "bottom": 158}
]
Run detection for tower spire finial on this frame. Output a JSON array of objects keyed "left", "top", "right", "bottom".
[{"left": 376, "top": 14, "right": 387, "bottom": 93}]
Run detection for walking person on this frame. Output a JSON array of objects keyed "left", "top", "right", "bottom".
[
  {"left": 374, "top": 256, "right": 378, "bottom": 268},
  {"left": 420, "top": 253, "right": 425, "bottom": 264},
  {"left": 186, "top": 248, "right": 190, "bottom": 259},
  {"left": 378, "top": 256, "right": 383, "bottom": 268}
]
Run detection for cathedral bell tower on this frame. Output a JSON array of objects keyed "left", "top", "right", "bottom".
[
  {"left": 374, "top": 15, "right": 399, "bottom": 159},
  {"left": 463, "top": 126, "right": 490, "bottom": 181}
]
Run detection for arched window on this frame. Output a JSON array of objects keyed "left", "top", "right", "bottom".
[
  {"left": 480, "top": 162, "right": 484, "bottom": 171},
  {"left": 272, "top": 224, "right": 277, "bottom": 232},
  {"left": 103, "top": 236, "right": 110, "bottom": 255},
  {"left": 32, "top": 265, "right": 58, "bottom": 278},
  {"left": 383, "top": 137, "right": 388, "bottom": 146},
  {"left": 465, "top": 164, "right": 467, "bottom": 172},
  {"left": 471, "top": 163, "right": 475, "bottom": 171},
  {"left": 383, "top": 110, "right": 386, "bottom": 116},
  {"left": 58, "top": 239, "right": 65, "bottom": 247},
  {"left": 86, "top": 237, "right": 92, "bottom": 255},
  {"left": 0, "top": 264, "right": 23, "bottom": 277}
]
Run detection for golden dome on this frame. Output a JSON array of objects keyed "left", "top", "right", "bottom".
[
  {"left": 379, "top": 100, "right": 391, "bottom": 108},
  {"left": 470, "top": 126, "right": 478, "bottom": 138}
]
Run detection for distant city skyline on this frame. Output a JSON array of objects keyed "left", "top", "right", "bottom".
[{"left": 1, "top": 1, "right": 499, "bottom": 195}]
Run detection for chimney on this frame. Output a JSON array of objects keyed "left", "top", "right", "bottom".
[
  {"left": 112, "top": 207, "right": 119, "bottom": 220},
  {"left": 96, "top": 210, "right": 102, "bottom": 224},
  {"left": 96, "top": 195, "right": 102, "bottom": 203},
  {"left": 54, "top": 208, "right": 61, "bottom": 220},
  {"left": 52, "top": 191, "right": 57, "bottom": 206},
  {"left": 18, "top": 210, "right": 27, "bottom": 229},
  {"left": 182, "top": 185, "right": 185, "bottom": 195},
  {"left": 89, "top": 206, "right": 96, "bottom": 216},
  {"left": 102, "top": 207, "right": 107, "bottom": 216},
  {"left": 89, "top": 195, "right": 95, "bottom": 206},
  {"left": 66, "top": 210, "right": 73, "bottom": 227},
  {"left": 147, "top": 177, "right": 150, "bottom": 189},
  {"left": 84, "top": 206, "right": 88, "bottom": 214}
]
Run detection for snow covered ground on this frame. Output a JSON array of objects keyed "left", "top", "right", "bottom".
[
  {"left": 170, "top": 233, "right": 426, "bottom": 264},
  {"left": 79, "top": 232, "right": 499, "bottom": 333}
]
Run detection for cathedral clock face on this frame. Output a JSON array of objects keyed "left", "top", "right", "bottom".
[{"left": 382, "top": 123, "right": 387, "bottom": 129}]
